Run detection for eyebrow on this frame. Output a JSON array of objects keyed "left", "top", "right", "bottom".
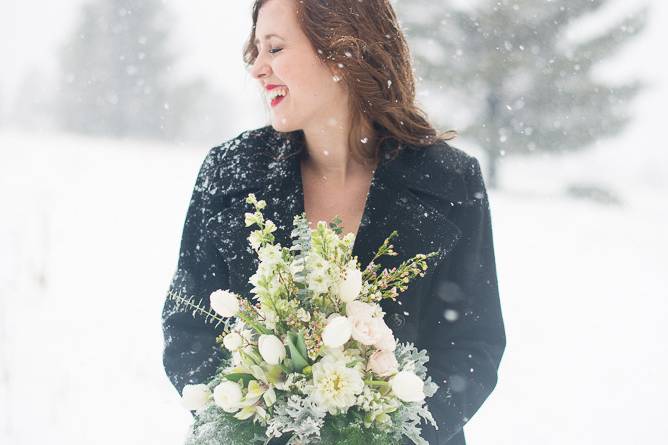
[{"left": 253, "top": 33, "right": 284, "bottom": 45}]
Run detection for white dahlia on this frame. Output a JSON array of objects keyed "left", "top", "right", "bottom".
[{"left": 311, "top": 353, "right": 365, "bottom": 415}]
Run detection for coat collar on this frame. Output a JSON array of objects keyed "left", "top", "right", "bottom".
[
  {"left": 206, "top": 127, "right": 466, "bottom": 295},
  {"left": 224, "top": 128, "right": 470, "bottom": 205}
]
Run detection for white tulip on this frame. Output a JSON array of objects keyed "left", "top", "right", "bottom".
[
  {"left": 338, "top": 264, "right": 363, "bottom": 303},
  {"left": 389, "top": 370, "right": 425, "bottom": 403},
  {"left": 213, "top": 380, "right": 243, "bottom": 413},
  {"left": 209, "top": 289, "right": 240, "bottom": 317},
  {"left": 223, "top": 332, "right": 243, "bottom": 351},
  {"left": 258, "top": 334, "right": 286, "bottom": 365},
  {"left": 181, "top": 384, "right": 211, "bottom": 411},
  {"left": 321, "top": 315, "right": 353, "bottom": 348}
]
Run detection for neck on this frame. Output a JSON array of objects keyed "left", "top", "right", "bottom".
[{"left": 301, "top": 117, "right": 376, "bottom": 183}]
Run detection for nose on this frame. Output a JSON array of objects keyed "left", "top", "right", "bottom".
[{"left": 249, "top": 51, "right": 271, "bottom": 80}]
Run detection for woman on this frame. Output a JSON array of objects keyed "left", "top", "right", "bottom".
[{"left": 161, "top": 1, "right": 506, "bottom": 444}]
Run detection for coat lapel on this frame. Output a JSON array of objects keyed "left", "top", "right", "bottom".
[{"left": 206, "top": 132, "right": 466, "bottom": 300}]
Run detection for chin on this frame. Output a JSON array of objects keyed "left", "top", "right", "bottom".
[{"left": 270, "top": 115, "right": 300, "bottom": 133}]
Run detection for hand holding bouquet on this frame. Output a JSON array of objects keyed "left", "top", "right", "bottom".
[{"left": 168, "top": 193, "right": 441, "bottom": 445}]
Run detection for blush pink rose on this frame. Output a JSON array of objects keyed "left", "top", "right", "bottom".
[
  {"left": 374, "top": 319, "right": 397, "bottom": 352},
  {"left": 351, "top": 316, "right": 385, "bottom": 345},
  {"left": 367, "top": 350, "right": 399, "bottom": 377},
  {"left": 345, "top": 300, "right": 377, "bottom": 321}
]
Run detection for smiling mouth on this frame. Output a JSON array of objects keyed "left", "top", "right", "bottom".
[
  {"left": 267, "top": 86, "right": 289, "bottom": 108},
  {"left": 271, "top": 93, "right": 286, "bottom": 107}
]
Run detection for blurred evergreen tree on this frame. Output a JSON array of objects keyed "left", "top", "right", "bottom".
[
  {"left": 11, "top": 70, "right": 56, "bottom": 131},
  {"left": 394, "top": 0, "right": 648, "bottom": 188},
  {"left": 57, "top": 0, "right": 216, "bottom": 141}
]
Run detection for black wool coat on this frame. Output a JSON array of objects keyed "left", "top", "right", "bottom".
[{"left": 161, "top": 125, "right": 506, "bottom": 445}]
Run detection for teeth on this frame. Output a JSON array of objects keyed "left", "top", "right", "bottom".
[{"left": 267, "top": 87, "right": 288, "bottom": 101}]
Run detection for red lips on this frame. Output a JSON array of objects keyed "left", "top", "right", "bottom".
[{"left": 265, "top": 84, "right": 286, "bottom": 91}]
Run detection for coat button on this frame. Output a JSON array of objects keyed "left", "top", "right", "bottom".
[{"left": 389, "top": 312, "right": 405, "bottom": 328}]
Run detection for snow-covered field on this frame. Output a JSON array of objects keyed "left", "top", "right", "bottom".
[
  {"left": 0, "top": 125, "right": 666, "bottom": 444},
  {"left": 2, "top": 0, "right": 668, "bottom": 441}
]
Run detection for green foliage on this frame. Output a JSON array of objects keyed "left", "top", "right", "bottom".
[
  {"left": 186, "top": 405, "right": 268, "bottom": 445},
  {"left": 289, "top": 213, "right": 314, "bottom": 305},
  {"left": 166, "top": 289, "right": 227, "bottom": 329},
  {"left": 317, "top": 411, "right": 400, "bottom": 445},
  {"left": 285, "top": 331, "right": 310, "bottom": 372},
  {"left": 328, "top": 216, "right": 344, "bottom": 235},
  {"left": 360, "top": 232, "right": 439, "bottom": 303},
  {"left": 186, "top": 405, "right": 402, "bottom": 445},
  {"left": 223, "top": 372, "right": 255, "bottom": 388}
]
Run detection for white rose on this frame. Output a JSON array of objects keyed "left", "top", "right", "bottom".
[
  {"left": 389, "top": 370, "right": 425, "bottom": 403},
  {"left": 367, "top": 350, "right": 399, "bottom": 377},
  {"left": 351, "top": 316, "right": 385, "bottom": 346},
  {"left": 213, "top": 380, "right": 243, "bottom": 413},
  {"left": 345, "top": 300, "right": 377, "bottom": 321},
  {"left": 210, "top": 290, "right": 240, "bottom": 317},
  {"left": 258, "top": 334, "right": 286, "bottom": 365},
  {"left": 223, "top": 332, "right": 243, "bottom": 352},
  {"left": 338, "top": 264, "right": 362, "bottom": 303},
  {"left": 321, "top": 315, "right": 353, "bottom": 348},
  {"left": 181, "top": 384, "right": 211, "bottom": 411}
]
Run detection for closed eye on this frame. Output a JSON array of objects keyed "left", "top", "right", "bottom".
[{"left": 269, "top": 48, "right": 283, "bottom": 54}]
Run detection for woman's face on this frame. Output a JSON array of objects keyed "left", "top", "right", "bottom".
[{"left": 249, "top": 0, "right": 349, "bottom": 133}]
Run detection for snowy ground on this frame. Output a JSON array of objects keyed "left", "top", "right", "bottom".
[{"left": 0, "top": 126, "right": 665, "bottom": 444}]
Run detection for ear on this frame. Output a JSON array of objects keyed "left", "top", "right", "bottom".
[{"left": 326, "top": 64, "right": 344, "bottom": 83}]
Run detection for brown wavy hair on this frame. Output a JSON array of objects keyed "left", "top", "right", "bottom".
[{"left": 242, "top": 0, "right": 457, "bottom": 164}]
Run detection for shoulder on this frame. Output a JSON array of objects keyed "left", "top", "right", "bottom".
[
  {"left": 195, "top": 125, "right": 281, "bottom": 194},
  {"left": 204, "top": 125, "right": 278, "bottom": 170},
  {"left": 419, "top": 140, "right": 481, "bottom": 176},
  {"left": 396, "top": 139, "right": 487, "bottom": 204}
]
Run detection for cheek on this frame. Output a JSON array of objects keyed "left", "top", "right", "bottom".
[
  {"left": 276, "top": 55, "right": 333, "bottom": 95},
  {"left": 272, "top": 57, "right": 294, "bottom": 82}
]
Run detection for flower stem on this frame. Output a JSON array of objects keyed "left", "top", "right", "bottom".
[{"left": 364, "top": 379, "right": 389, "bottom": 388}]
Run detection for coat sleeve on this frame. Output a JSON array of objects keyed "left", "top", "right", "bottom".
[
  {"left": 161, "top": 146, "right": 230, "bottom": 397},
  {"left": 417, "top": 156, "right": 506, "bottom": 444}
]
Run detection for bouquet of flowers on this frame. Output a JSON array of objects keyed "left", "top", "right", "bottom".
[{"left": 167, "top": 193, "right": 441, "bottom": 445}]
